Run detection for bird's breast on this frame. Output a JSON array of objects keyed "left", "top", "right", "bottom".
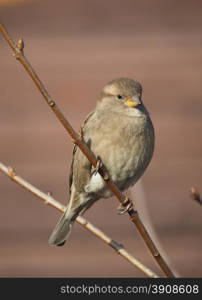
[{"left": 87, "top": 113, "right": 154, "bottom": 194}]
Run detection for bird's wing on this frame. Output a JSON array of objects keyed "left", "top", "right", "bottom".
[
  {"left": 68, "top": 144, "right": 77, "bottom": 194},
  {"left": 69, "top": 110, "right": 95, "bottom": 194}
]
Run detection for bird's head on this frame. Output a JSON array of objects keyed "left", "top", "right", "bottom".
[{"left": 97, "top": 78, "right": 144, "bottom": 112}]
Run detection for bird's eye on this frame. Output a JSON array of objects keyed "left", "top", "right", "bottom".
[{"left": 116, "top": 94, "right": 123, "bottom": 100}]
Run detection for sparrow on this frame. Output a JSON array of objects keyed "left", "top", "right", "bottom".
[{"left": 49, "top": 77, "right": 155, "bottom": 246}]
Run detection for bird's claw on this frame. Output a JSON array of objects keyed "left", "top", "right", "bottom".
[
  {"left": 92, "top": 156, "right": 102, "bottom": 175},
  {"left": 117, "top": 197, "right": 133, "bottom": 214}
]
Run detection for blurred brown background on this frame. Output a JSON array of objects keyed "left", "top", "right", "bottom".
[{"left": 0, "top": 0, "right": 202, "bottom": 277}]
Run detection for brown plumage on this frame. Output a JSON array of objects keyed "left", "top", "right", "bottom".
[{"left": 49, "top": 77, "right": 155, "bottom": 246}]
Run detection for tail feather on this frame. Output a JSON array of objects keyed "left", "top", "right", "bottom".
[
  {"left": 49, "top": 184, "right": 95, "bottom": 246},
  {"left": 49, "top": 184, "right": 78, "bottom": 246},
  {"left": 48, "top": 210, "right": 74, "bottom": 246}
]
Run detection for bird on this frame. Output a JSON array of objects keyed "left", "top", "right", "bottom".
[{"left": 49, "top": 77, "right": 155, "bottom": 246}]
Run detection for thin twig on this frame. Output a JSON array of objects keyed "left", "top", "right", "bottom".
[
  {"left": 190, "top": 186, "right": 202, "bottom": 206},
  {"left": 0, "top": 24, "right": 174, "bottom": 277},
  {"left": 0, "top": 162, "right": 158, "bottom": 278}
]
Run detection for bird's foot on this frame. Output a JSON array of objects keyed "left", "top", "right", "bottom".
[
  {"left": 91, "top": 156, "right": 102, "bottom": 175},
  {"left": 117, "top": 197, "right": 134, "bottom": 214}
]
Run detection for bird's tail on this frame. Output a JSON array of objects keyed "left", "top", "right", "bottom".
[
  {"left": 49, "top": 186, "right": 82, "bottom": 246},
  {"left": 48, "top": 208, "right": 75, "bottom": 246}
]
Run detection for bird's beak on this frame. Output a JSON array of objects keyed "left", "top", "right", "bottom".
[{"left": 125, "top": 95, "right": 141, "bottom": 108}]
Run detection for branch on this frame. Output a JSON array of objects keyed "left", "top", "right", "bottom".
[
  {"left": 0, "top": 162, "right": 158, "bottom": 278},
  {"left": 0, "top": 24, "right": 174, "bottom": 277},
  {"left": 190, "top": 186, "right": 202, "bottom": 206}
]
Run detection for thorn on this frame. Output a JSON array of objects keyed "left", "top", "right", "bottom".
[
  {"left": 44, "top": 192, "right": 53, "bottom": 205},
  {"left": 17, "top": 38, "right": 24, "bottom": 52},
  {"left": 154, "top": 251, "right": 160, "bottom": 257},
  {"left": 49, "top": 100, "right": 55, "bottom": 107},
  {"left": 8, "top": 167, "right": 16, "bottom": 178}
]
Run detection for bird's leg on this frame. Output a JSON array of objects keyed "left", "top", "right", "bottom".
[
  {"left": 117, "top": 197, "right": 134, "bottom": 214},
  {"left": 91, "top": 156, "right": 102, "bottom": 175}
]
